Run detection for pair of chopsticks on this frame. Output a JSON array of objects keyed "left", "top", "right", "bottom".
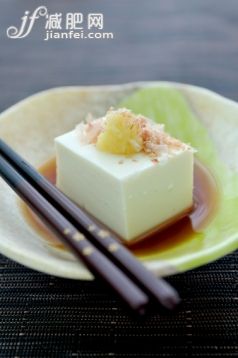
[{"left": 0, "top": 138, "right": 180, "bottom": 316}]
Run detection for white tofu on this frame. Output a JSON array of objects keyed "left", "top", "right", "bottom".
[{"left": 55, "top": 130, "right": 194, "bottom": 242}]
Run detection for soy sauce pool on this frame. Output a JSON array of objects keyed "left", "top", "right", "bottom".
[{"left": 20, "top": 158, "right": 219, "bottom": 257}]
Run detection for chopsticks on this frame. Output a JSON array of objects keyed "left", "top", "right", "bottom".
[
  {"left": 0, "top": 154, "right": 149, "bottom": 315},
  {"left": 0, "top": 139, "right": 180, "bottom": 314}
]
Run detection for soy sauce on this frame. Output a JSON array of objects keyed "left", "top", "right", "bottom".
[{"left": 20, "top": 158, "right": 219, "bottom": 256}]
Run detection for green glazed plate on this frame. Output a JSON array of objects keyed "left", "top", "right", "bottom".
[{"left": 0, "top": 82, "right": 237, "bottom": 279}]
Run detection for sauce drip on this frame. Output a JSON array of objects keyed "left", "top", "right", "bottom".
[{"left": 20, "top": 158, "right": 219, "bottom": 256}]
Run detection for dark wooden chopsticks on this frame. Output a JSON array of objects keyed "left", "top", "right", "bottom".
[
  {"left": 0, "top": 139, "right": 180, "bottom": 314},
  {"left": 0, "top": 154, "right": 149, "bottom": 315}
]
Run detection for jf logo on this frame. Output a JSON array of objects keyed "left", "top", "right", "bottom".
[
  {"left": 7, "top": 6, "right": 48, "bottom": 39},
  {"left": 6, "top": 6, "right": 105, "bottom": 39}
]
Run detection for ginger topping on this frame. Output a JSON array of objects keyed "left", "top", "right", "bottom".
[{"left": 76, "top": 108, "right": 192, "bottom": 158}]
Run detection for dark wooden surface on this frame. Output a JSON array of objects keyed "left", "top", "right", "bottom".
[{"left": 0, "top": 1, "right": 237, "bottom": 357}]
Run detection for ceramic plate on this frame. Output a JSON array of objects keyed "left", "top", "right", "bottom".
[{"left": 0, "top": 82, "right": 237, "bottom": 280}]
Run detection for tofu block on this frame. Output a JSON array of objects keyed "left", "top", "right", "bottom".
[{"left": 55, "top": 130, "right": 194, "bottom": 241}]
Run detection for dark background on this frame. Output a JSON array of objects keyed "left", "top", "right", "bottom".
[
  {"left": 0, "top": 1, "right": 237, "bottom": 357},
  {"left": 1, "top": 0, "right": 238, "bottom": 110}
]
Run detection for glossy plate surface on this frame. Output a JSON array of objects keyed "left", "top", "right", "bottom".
[{"left": 0, "top": 82, "right": 237, "bottom": 280}]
